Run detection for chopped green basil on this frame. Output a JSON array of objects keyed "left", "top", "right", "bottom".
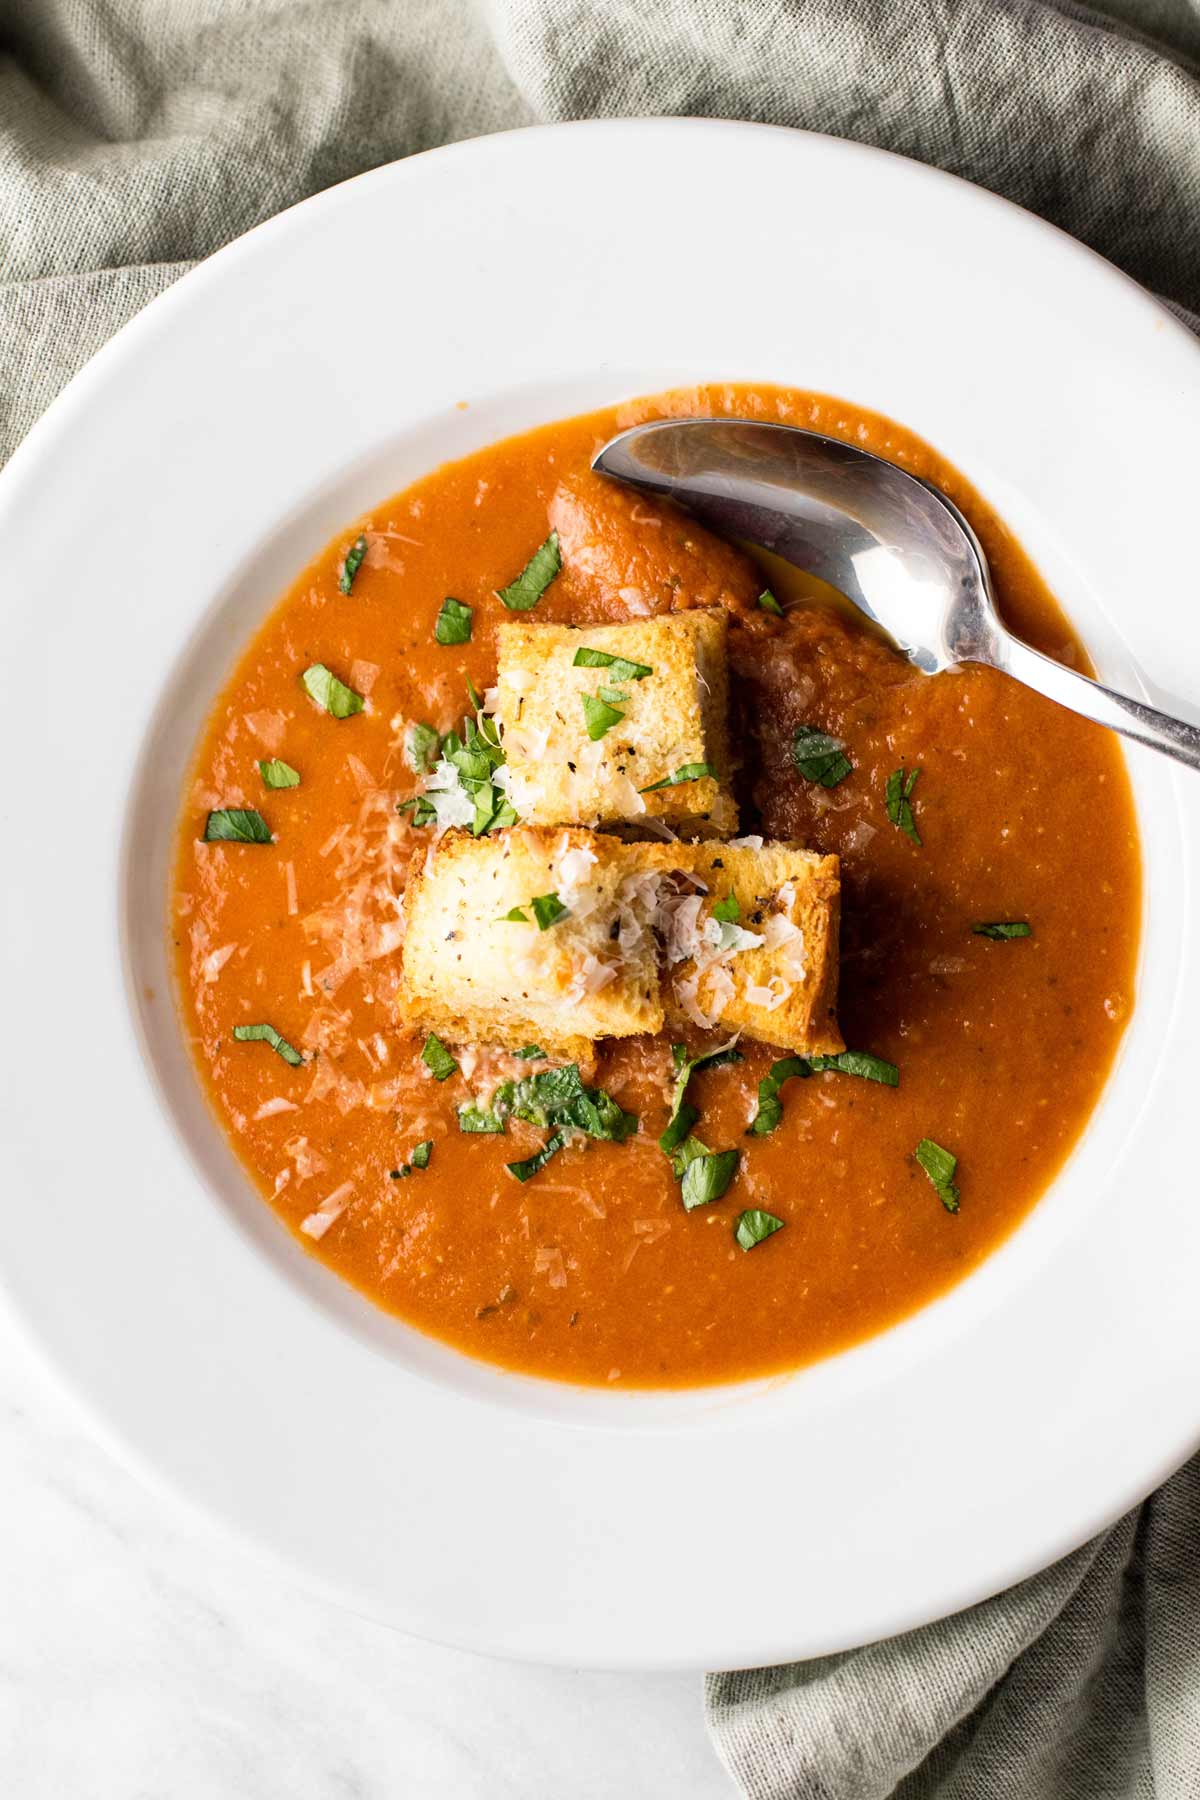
[
  {"left": 530, "top": 892, "right": 568, "bottom": 930},
  {"left": 916, "top": 1137, "right": 960, "bottom": 1212},
  {"left": 747, "top": 1048, "right": 898, "bottom": 1135},
  {"left": 758, "top": 588, "right": 784, "bottom": 617},
  {"left": 735, "top": 1208, "right": 785, "bottom": 1250},
  {"left": 338, "top": 532, "right": 368, "bottom": 593},
  {"left": 659, "top": 1038, "right": 744, "bottom": 1155},
  {"left": 669, "top": 1134, "right": 711, "bottom": 1179},
  {"left": 810, "top": 1049, "right": 899, "bottom": 1085},
  {"left": 661, "top": 1102, "right": 700, "bottom": 1157},
  {"left": 404, "top": 721, "right": 441, "bottom": 775},
  {"left": 498, "top": 530, "right": 561, "bottom": 611},
  {"left": 712, "top": 893, "right": 740, "bottom": 925},
  {"left": 458, "top": 1104, "right": 506, "bottom": 1134},
  {"left": 792, "top": 725, "right": 853, "bottom": 788},
  {"left": 746, "top": 1055, "right": 812, "bottom": 1136},
  {"left": 640, "top": 762, "right": 717, "bottom": 793},
  {"left": 571, "top": 648, "right": 652, "bottom": 681},
  {"left": 446, "top": 745, "right": 493, "bottom": 786},
  {"left": 258, "top": 759, "right": 300, "bottom": 791},
  {"left": 681, "top": 1147, "right": 740, "bottom": 1211},
  {"left": 232, "top": 1022, "right": 303, "bottom": 1065},
  {"left": 597, "top": 684, "right": 630, "bottom": 705},
  {"left": 302, "top": 663, "right": 364, "bottom": 718},
  {"left": 435, "top": 596, "right": 474, "bottom": 645},
  {"left": 493, "top": 1063, "right": 637, "bottom": 1143},
  {"left": 514, "top": 1045, "right": 546, "bottom": 1060},
  {"left": 500, "top": 906, "right": 530, "bottom": 923},
  {"left": 471, "top": 785, "right": 501, "bottom": 836},
  {"left": 581, "top": 692, "right": 625, "bottom": 740},
  {"left": 390, "top": 1139, "right": 432, "bottom": 1180},
  {"left": 465, "top": 674, "right": 485, "bottom": 712},
  {"left": 421, "top": 1033, "right": 458, "bottom": 1082},
  {"left": 973, "top": 920, "right": 1033, "bottom": 940},
  {"left": 429, "top": 706, "right": 513, "bottom": 837},
  {"left": 396, "top": 794, "right": 438, "bottom": 827},
  {"left": 203, "top": 808, "right": 272, "bottom": 844},
  {"left": 507, "top": 1130, "right": 569, "bottom": 1183},
  {"left": 886, "top": 766, "right": 922, "bottom": 844}
]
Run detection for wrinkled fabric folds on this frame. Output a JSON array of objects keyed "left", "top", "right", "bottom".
[
  {"left": 2, "top": 3, "right": 1198, "bottom": 1794},
  {"left": 707, "top": 1462, "right": 1200, "bottom": 1796}
]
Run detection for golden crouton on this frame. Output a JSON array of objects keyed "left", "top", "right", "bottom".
[
  {"left": 397, "top": 826, "right": 664, "bottom": 1061},
  {"left": 642, "top": 839, "right": 843, "bottom": 1056},
  {"left": 495, "top": 610, "right": 736, "bottom": 836}
]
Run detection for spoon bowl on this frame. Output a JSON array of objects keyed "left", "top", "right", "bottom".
[{"left": 593, "top": 418, "right": 1200, "bottom": 770}]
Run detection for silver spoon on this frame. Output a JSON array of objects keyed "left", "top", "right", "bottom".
[{"left": 592, "top": 418, "right": 1200, "bottom": 771}]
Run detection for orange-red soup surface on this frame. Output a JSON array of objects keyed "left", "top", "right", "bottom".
[{"left": 172, "top": 386, "right": 1140, "bottom": 1387}]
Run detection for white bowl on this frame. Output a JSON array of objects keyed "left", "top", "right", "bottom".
[{"left": 1, "top": 120, "right": 1197, "bottom": 1670}]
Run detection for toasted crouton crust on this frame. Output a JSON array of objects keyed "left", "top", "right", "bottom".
[
  {"left": 397, "top": 827, "right": 664, "bottom": 1060},
  {"left": 642, "top": 839, "right": 843, "bottom": 1056},
  {"left": 496, "top": 610, "right": 737, "bottom": 836}
]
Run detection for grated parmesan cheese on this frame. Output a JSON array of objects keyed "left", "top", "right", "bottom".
[
  {"left": 745, "top": 976, "right": 792, "bottom": 1012},
  {"left": 617, "top": 586, "right": 651, "bottom": 614},
  {"left": 423, "top": 759, "right": 475, "bottom": 831},
  {"left": 284, "top": 1135, "right": 328, "bottom": 1181},
  {"left": 841, "top": 820, "right": 878, "bottom": 855},
  {"left": 244, "top": 710, "right": 287, "bottom": 752},
  {"left": 254, "top": 1097, "right": 299, "bottom": 1121},
  {"left": 633, "top": 1218, "right": 671, "bottom": 1243},
  {"left": 566, "top": 953, "right": 619, "bottom": 1002},
  {"left": 761, "top": 913, "right": 807, "bottom": 978},
  {"left": 201, "top": 943, "right": 237, "bottom": 983},
  {"left": 300, "top": 1181, "right": 355, "bottom": 1240},
  {"left": 534, "top": 1246, "right": 567, "bottom": 1289},
  {"left": 346, "top": 754, "right": 375, "bottom": 795}
]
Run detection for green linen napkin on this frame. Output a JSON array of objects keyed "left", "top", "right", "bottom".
[{"left": 3, "top": 4, "right": 1197, "bottom": 1794}]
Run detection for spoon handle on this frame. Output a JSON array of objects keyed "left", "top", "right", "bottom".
[{"left": 994, "top": 633, "right": 1200, "bottom": 772}]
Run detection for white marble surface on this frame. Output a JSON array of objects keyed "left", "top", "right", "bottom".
[{"left": 0, "top": 1307, "right": 733, "bottom": 1798}]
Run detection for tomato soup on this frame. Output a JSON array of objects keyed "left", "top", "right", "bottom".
[{"left": 171, "top": 385, "right": 1140, "bottom": 1387}]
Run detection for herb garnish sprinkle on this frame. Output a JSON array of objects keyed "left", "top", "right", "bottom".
[
  {"left": 498, "top": 531, "right": 561, "bottom": 612},
  {"left": 338, "top": 533, "right": 367, "bottom": 593},
  {"left": 203, "top": 808, "right": 272, "bottom": 844},
  {"left": 886, "top": 766, "right": 922, "bottom": 844},
  {"left": 792, "top": 725, "right": 853, "bottom": 788},
  {"left": 915, "top": 1138, "right": 960, "bottom": 1212},
  {"left": 232, "top": 1022, "right": 303, "bottom": 1065}
]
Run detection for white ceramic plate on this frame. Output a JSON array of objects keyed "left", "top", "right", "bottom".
[{"left": 1, "top": 120, "right": 1198, "bottom": 1671}]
